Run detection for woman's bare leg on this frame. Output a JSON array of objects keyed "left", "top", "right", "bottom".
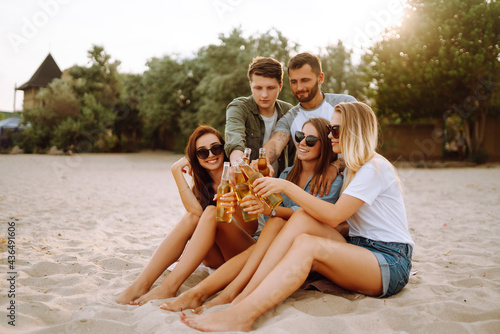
[
  {"left": 159, "top": 246, "right": 254, "bottom": 312},
  {"left": 203, "top": 217, "right": 286, "bottom": 310},
  {"left": 234, "top": 209, "right": 343, "bottom": 304},
  {"left": 213, "top": 216, "right": 257, "bottom": 261},
  {"left": 116, "top": 212, "right": 200, "bottom": 304},
  {"left": 135, "top": 206, "right": 256, "bottom": 305},
  {"left": 181, "top": 220, "right": 382, "bottom": 332},
  {"left": 159, "top": 216, "right": 258, "bottom": 312},
  {"left": 134, "top": 206, "right": 220, "bottom": 304}
]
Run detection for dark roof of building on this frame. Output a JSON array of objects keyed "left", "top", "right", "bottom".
[{"left": 17, "top": 54, "right": 62, "bottom": 90}]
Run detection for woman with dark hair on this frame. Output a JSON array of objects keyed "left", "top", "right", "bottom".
[
  {"left": 159, "top": 118, "right": 344, "bottom": 312},
  {"left": 117, "top": 125, "right": 257, "bottom": 305}
]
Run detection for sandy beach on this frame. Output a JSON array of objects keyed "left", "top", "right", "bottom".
[{"left": 1, "top": 152, "right": 500, "bottom": 333}]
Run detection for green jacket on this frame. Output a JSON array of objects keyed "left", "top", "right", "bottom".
[{"left": 224, "top": 95, "right": 295, "bottom": 175}]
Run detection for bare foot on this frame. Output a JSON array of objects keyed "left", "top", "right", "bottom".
[
  {"left": 134, "top": 284, "right": 176, "bottom": 305},
  {"left": 116, "top": 284, "right": 150, "bottom": 305},
  {"left": 203, "top": 290, "right": 236, "bottom": 310},
  {"left": 159, "top": 288, "right": 207, "bottom": 312},
  {"left": 180, "top": 310, "right": 254, "bottom": 332},
  {"left": 232, "top": 287, "right": 252, "bottom": 305},
  {"left": 232, "top": 293, "right": 245, "bottom": 305}
]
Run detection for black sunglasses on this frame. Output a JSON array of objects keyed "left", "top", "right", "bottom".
[
  {"left": 294, "top": 131, "right": 320, "bottom": 147},
  {"left": 326, "top": 125, "right": 341, "bottom": 139},
  {"left": 196, "top": 144, "right": 224, "bottom": 159}
]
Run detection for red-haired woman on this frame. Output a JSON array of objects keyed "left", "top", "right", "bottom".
[{"left": 116, "top": 126, "right": 257, "bottom": 305}]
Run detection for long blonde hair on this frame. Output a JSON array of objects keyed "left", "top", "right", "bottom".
[{"left": 335, "top": 102, "right": 378, "bottom": 193}]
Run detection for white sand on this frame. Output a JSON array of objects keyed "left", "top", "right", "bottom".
[{"left": 1, "top": 153, "right": 500, "bottom": 333}]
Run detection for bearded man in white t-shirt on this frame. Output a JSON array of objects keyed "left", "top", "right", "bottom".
[{"left": 264, "top": 52, "right": 356, "bottom": 196}]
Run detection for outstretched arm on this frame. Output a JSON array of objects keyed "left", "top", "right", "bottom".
[
  {"left": 240, "top": 193, "right": 294, "bottom": 220},
  {"left": 229, "top": 150, "right": 244, "bottom": 165},
  {"left": 252, "top": 177, "right": 363, "bottom": 229},
  {"left": 224, "top": 102, "right": 248, "bottom": 162},
  {"left": 263, "top": 130, "right": 290, "bottom": 165}
]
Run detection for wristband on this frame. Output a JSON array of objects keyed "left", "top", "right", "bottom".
[
  {"left": 330, "top": 163, "right": 340, "bottom": 175},
  {"left": 270, "top": 208, "right": 277, "bottom": 217}
]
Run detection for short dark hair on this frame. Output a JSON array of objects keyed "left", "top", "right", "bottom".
[
  {"left": 247, "top": 57, "right": 283, "bottom": 85},
  {"left": 287, "top": 52, "right": 322, "bottom": 76}
]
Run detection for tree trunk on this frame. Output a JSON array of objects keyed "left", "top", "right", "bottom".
[{"left": 464, "top": 106, "right": 488, "bottom": 156}]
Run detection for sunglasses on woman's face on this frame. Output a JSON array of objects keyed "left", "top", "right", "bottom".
[
  {"left": 196, "top": 144, "right": 224, "bottom": 159},
  {"left": 294, "top": 131, "right": 320, "bottom": 147},
  {"left": 327, "top": 125, "right": 341, "bottom": 139}
]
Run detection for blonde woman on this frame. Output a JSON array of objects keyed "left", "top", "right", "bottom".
[{"left": 182, "top": 102, "right": 414, "bottom": 332}]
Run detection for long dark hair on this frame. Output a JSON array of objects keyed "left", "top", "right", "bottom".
[
  {"left": 286, "top": 118, "right": 336, "bottom": 187},
  {"left": 185, "top": 125, "right": 226, "bottom": 208}
]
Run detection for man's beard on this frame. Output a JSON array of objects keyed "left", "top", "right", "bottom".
[{"left": 293, "top": 80, "right": 319, "bottom": 103}]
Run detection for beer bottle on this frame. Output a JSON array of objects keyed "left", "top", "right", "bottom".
[
  {"left": 242, "top": 148, "right": 252, "bottom": 165},
  {"left": 242, "top": 148, "right": 252, "bottom": 181},
  {"left": 216, "top": 162, "right": 233, "bottom": 223},
  {"left": 258, "top": 148, "right": 270, "bottom": 177},
  {"left": 233, "top": 167, "right": 259, "bottom": 223},
  {"left": 235, "top": 158, "right": 283, "bottom": 209}
]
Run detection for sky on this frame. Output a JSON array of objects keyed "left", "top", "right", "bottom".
[{"left": 0, "top": 0, "right": 406, "bottom": 112}]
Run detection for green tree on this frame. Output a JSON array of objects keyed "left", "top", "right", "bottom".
[
  {"left": 114, "top": 73, "right": 145, "bottom": 152},
  {"left": 365, "top": 0, "right": 500, "bottom": 158},
  {"left": 319, "top": 40, "right": 366, "bottom": 100},
  {"left": 195, "top": 27, "right": 298, "bottom": 133},
  {"left": 22, "top": 78, "right": 80, "bottom": 151},
  {"left": 139, "top": 55, "right": 206, "bottom": 150},
  {"left": 139, "top": 27, "right": 298, "bottom": 151},
  {"left": 70, "top": 45, "right": 121, "bottom": 109},
  {"left": 194, "top": 28, "right": 252, "bottom": 132},
  {"left": 22, "top": 45, "right": 124, "bottom": 152},
  {"left": 175, "top": 58, "right": 210, "bottom": 146}
]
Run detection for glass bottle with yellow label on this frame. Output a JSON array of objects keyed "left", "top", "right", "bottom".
[
  {"left": 257, "top": 148, "right": 270, "bottom": 177},
  {"left": 233, "top": 167, "right": 259, "bottom": 223},
  {"left": 235, "top": 158, "right": 282, "bottom": 209},
  {"left": 216, "top": 162, "right": 233, "bottom": 223}
]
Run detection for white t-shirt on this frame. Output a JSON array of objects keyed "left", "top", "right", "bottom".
[
  {"left": 261, "top": 109, "right": 279, "bottom": 174},
  {"left": 343, "top": 155, "right": 414, "bottom": 246},
  {"left": 261, "top": 109, "right": 277, "bottom": 144},
  {"left": 275, "top": 93, "right": 356, "bottom": 144}
]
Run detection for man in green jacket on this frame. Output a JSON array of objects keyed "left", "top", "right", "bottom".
[{"left": 224, "top": 57, "right": 295, "bottom": 176}]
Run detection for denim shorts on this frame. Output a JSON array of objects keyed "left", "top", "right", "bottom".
[{"left": 348, "top": 236, "right": 413, "bottom": 298}]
